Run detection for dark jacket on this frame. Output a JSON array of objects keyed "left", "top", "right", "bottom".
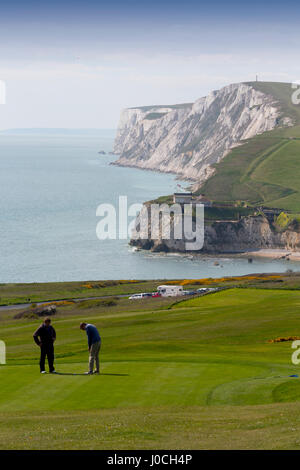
[
  {"left": 33, "top": 323, "right": 56, "bottom": 346},
  {"left": 85, "top": 324, "right": 101, "bottom": 349}
]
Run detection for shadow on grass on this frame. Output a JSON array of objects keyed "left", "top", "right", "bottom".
[
  {"left": 100, "top": 373, "right": 129, "bottom": 376},
  {"left": 54, "top": 372, "right": 129, "bottom": 377}
]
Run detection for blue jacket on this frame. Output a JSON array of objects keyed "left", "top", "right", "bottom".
[{"left": 86, "top": 324, "right": 101, "bottom": 348}]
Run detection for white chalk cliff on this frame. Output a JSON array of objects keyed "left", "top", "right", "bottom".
[{"left": 113, "top": 83, "right": 292, "bottom": 182}]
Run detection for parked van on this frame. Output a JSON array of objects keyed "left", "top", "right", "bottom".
[
  {"left": 129, "top": 293, "right": 151, "bottom": 300},
  {"left": 157, "top": 285, "right": 183, "bottom": 297},
  {"left": 197, "top": 287, "right": 216, "bottom": 293}
]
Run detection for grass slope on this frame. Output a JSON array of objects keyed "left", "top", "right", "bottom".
[
  {"left": 1, "top": 286, "right": 300, "bottom": 449},
  {"left": 200, "top": 82, "right": 300, "bottom": 212},
  {"left": 0, "top": 280, "right": 164, "bottom": 306}
]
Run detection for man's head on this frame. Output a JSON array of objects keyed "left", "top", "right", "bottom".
[
  {"left": 44, "top": 317, "right": 51, "bottom": 326},
  {"left": 80, "top": 322, "right": 87, "bottom": 331}
]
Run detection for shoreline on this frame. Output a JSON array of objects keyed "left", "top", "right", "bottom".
[
  {"left": 240, "top": 249, "right": 300, "bottom": 262},
  {"left": 134, "top": 247, "right": 300, "bottom": 262},
  {"left": 111, "top": 159, "right": 196, "bottom": 183}
]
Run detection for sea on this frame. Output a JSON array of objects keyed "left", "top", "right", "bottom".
[{"left": 0, "top": 129, "right": 299, "bottom": 282}]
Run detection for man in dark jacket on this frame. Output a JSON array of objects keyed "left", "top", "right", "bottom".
[{"left": 33, "top": 317, "right": 56, "bottom": 374}]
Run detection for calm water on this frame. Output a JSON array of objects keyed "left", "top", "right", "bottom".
[{"left": 0, "top": 129, "right": 299, "bottom": 282}]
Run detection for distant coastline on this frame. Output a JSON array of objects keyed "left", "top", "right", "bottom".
[{"left": 0, "top": 128, "right": 116, "bottom": 135}]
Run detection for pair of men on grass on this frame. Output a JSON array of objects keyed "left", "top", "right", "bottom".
[{"left": 33, "top": 318, "right": 101, "bottom": 375}]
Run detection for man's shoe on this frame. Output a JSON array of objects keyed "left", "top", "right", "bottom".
[
  {"left": 50, "top": 370, "right": 56, "bottom": 374},
  {"left": 93, "top": 371, "right": 100, "bottom": 375},
  {"left": 85, "top": 371, "right": 93, "bottom": 375},
  {"left": 40, "top": 371, "right": 46, "bottom": 374}
]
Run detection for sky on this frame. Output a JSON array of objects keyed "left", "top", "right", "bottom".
[{"left": 0, "top": 0, "right": 300, "bottom": 129}]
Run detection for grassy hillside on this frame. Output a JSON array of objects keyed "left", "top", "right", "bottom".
[
  {"left": 0, "top": 280, "right": 163, "bottom": 306},
  {"left": 1, "top": 280, "right": 300, "bottom": 449},
  {"left": 200, "top": 82, "right": 300, "bottom": 212},
  {"left": 2, "top": 273, "right": 299, "bottom": 306}
]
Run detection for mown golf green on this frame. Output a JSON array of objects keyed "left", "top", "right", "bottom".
[{"left": 1, "top": 287, "right": 300, "bottom": 449}]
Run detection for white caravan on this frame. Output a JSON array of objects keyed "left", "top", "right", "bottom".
[{"left": 157, "top": 285, "right": 183, "bottom": 297}]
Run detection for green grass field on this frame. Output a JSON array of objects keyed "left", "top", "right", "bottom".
[
  {"left": 0, "top": 280, "right": 163, "bottom": 306},
  {"left": 200, "top": 82, "right": 300, "bottom": 212},
  {"left": 1, "top": 283, "right": 300, "bottom": 449}
]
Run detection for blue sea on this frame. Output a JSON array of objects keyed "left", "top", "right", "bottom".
[{"left": 0, "top": 129, "right": 299, "bottom": 282}]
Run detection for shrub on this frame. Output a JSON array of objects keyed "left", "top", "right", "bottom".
[{"left": 77, "top": 298, "right": 118, "bottom": 309}]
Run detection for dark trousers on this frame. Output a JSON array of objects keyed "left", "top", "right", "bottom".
[{"left": 40, "top": 343, "right": 54, "bottom": 372}]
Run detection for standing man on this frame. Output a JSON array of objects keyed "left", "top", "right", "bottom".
[
  {"left": 80, "top": 322, "right": 101, "bottom": 375},
  {"left": 33, "top": 317, "right": 56, "bottom": 374}
]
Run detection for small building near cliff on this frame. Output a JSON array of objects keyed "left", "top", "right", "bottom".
[
  {"left": 173, "top": 192, "right": 193, "bottom": 204},
  {"left": 173, "top": 192, "right": 212, "bottom": 207}
]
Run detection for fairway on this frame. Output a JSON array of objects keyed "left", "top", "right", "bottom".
[{"left": 1, "top": 288, "right": 300, "bottom": 449}]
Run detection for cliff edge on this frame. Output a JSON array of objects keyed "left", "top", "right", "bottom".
[
  {"left": 130, "top": 212, "right": 300, "bottom": 254},
  {"left": 113, "top": 82, "right": 292, "bottom": 183}
]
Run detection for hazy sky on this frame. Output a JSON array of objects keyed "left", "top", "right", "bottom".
[{"left": 0, "top": 0, "right": 300, "bottom": 129}]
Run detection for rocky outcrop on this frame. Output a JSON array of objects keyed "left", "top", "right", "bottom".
[
  {"left": 130, "top": 212, "right": 300, "bottom": 254},
  {"left": 14, "top": 305, "right": 57, "bottom": 320},
  {"left": 113, "top": 83, "right": 292, "bottom": 182}
]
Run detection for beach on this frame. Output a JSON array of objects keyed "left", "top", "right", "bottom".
[{"left": 241, "top": 249, "right": 300, "bottom": 262}]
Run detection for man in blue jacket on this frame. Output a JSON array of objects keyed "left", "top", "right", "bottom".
[{"left": 80, "top": 322, "right": 101, "bottom": 375}]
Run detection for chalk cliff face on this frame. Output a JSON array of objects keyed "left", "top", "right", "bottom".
[
  {"left": 113, "top": 83, "right": 291, "bottom": 182},
  {"left": 130, "top": 213, "right": 300, "bottom": 254}
]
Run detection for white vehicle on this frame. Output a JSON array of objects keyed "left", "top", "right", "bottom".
[
  {"left": 197, "top": 287, "right": 216, "bottom": 293},
  {"left": 157, "top": 285, "right": 184, "bottom": 297},
  {"left": 129, "top": 293, "right": 151, "bottom": 300}
]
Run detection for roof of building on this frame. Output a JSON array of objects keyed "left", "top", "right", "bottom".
[{"left": 173, "top": 192, "right": 193, "bottom": 196}]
